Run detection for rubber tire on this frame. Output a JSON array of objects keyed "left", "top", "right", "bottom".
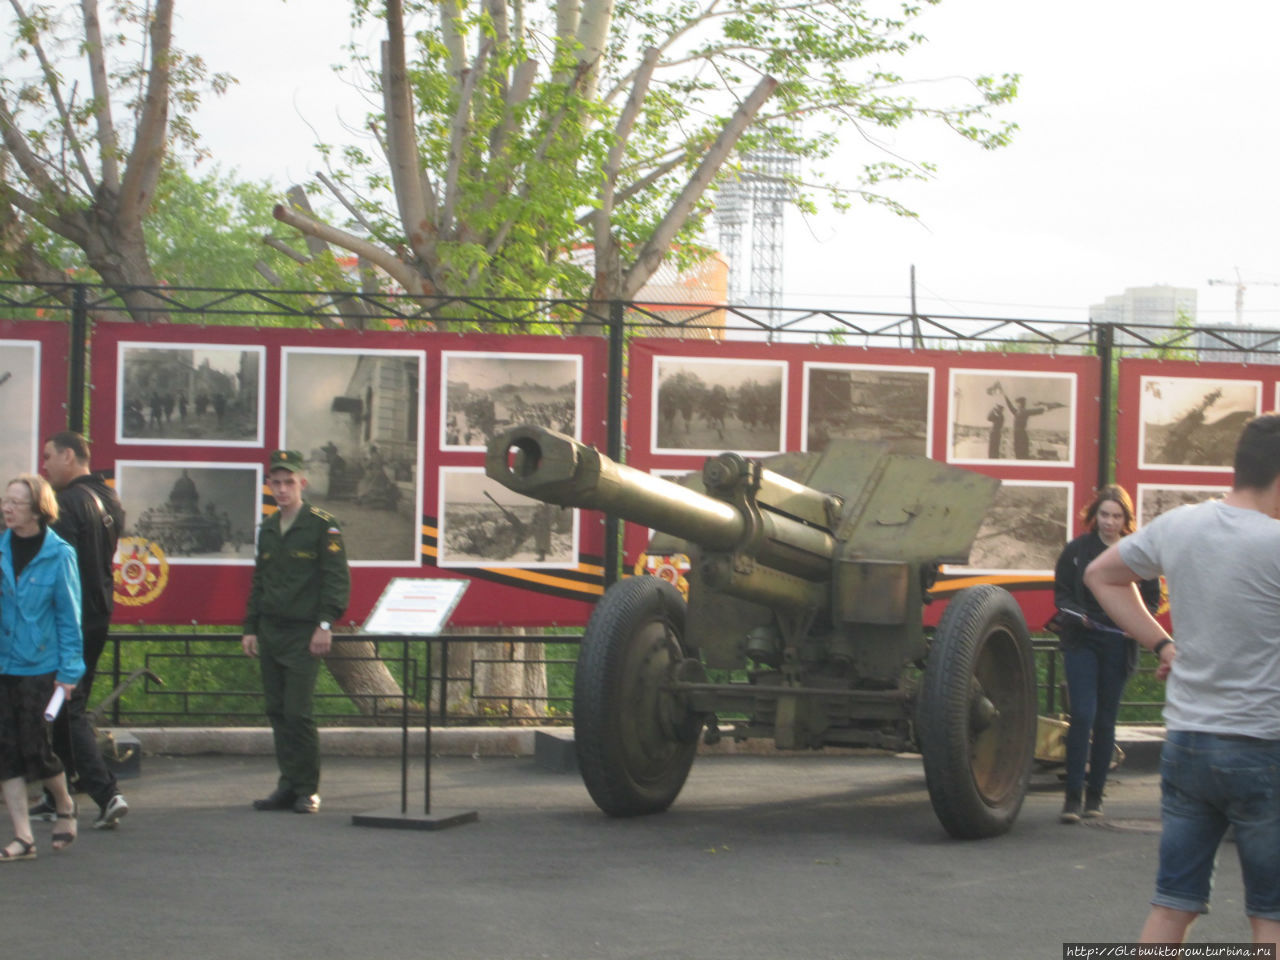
[
  {"left": 918, "top": 584, "right": 1036, "bottom": 839},
  {"left": 573, "top": 576, "right": 697, "bottom": 817}
]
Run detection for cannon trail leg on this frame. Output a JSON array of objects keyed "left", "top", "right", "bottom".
[
  {"left": 574, "top": 577, "right": 699, "bottom": 817},
  {"left": 917, "top": 584, "right": 1036, "bottom": 839}
]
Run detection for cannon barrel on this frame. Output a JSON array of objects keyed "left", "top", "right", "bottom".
[{"left": 486, "top": 425, "right": 835, "bottom": 581}]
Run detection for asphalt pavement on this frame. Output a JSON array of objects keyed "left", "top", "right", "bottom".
[{"left": 4, "top": 745, "right": 1264, "bottom": 960}]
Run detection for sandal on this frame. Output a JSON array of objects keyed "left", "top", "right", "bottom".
[
  {"left": 52, "top": 810, "right": 77, "bottom": 851},
  {"left": 0, "top": 837, "right": 36, "bottom": 861}
]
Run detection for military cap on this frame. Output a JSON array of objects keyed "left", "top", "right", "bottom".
[{"left": 268, "top": 449, "right": 305, "bottom": 473}]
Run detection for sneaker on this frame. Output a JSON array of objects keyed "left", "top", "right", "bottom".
[
  {"left": 1084, "top": 790, "right": 1104, "bottom": 819},
  {"left": 1060, "top": 796, "right": 1083, "bottom": 824},
  {"left": 29, "top": 794, "right": 57, "bottom": 823},
  {"left": 93, "top": 794, "right": 129, "bottom": 830},
  {"left": 293, "top": 794, "right": 321, "bottom": 815}
]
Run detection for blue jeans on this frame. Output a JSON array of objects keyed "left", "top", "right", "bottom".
[
  {"left": 1154, "top": 731, "right": 1280, "bottom": 919},
  {"left": 1062, "top": 630, "right": 1131, "bottom": 797}
]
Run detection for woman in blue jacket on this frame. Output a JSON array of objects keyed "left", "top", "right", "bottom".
[{"left": 0, "top": 473, "right": 84, "bottom": 861}]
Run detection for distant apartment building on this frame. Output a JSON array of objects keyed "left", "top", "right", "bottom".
[
  {"left": 1089, "top": 285, "right": 1197, "bottom": 328},
  {"left": 1193, "top": 325, "right": 1280, "bottom": 365}
]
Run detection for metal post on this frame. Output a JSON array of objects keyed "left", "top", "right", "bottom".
[
  {"left": 400, "top": 638, "right": 410, "bottom": 814},
  {"left": 69, "top": 284, "right": 88, "bottom": 432},
  {"left": 1096, "top": 322, "right": 1115, "bottom": 490},
  {"left": 604, "top": 300, "right": 626, "bottom": 587}
]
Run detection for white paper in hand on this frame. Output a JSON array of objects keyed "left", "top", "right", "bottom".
[{"left": 44, "top": 685, "right": 66, "bottom": 722}]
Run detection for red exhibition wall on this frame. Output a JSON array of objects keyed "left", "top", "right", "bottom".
[
  {"left": 86, "top": 323, "right": 609, "bottom": 627},
  {"left": 627, "top": 339, "right": 1103, "bottom": 629},
  {"left": 1, "top": 319, "right": 71, "bottom": 488},
  {"left": 1115, "top": 357, "right": 1280, "bottom": 526}
]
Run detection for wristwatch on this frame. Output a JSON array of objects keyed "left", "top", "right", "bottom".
[
  {"left": 1153, "top": 638, "right": 1172, "bottom": 656},
  {"left": 319, "top": 621, "right": 332, "bottom": 631}
]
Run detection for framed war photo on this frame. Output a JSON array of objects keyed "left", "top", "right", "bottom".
[
  {"left": 803, "top": 363, "right": 932, "bottom": 455},
  {"left": 281, "top": 348, "right": 425, "bottom": 566},
  {"left": 441, "top": 352, "right": 581, "bottom": 451},
  {"left": 947, "top": 370, "right": 1075, "bottom": 465},
  {"left": 1137, "top": 483, "right": 1229, "bottom": 527},
  {"left": 0, "top": 340, "right": 40, "bottom": 480},
  {"left": 949, "top": 480, "right": 1072, "bottom": 574},
  {"left": 115, "top": 461, "right": 261, "bottom": 564},
  {"left": 1139, "top": 376, "right": 1260, "bottom": 470},
  {"left": 117, "top": 343, "right": 264, "bottom": 446},
  {"left": 437, "top": 467, "right": 577, "bottom": 568},
  {"left": 652, "top": 356, "right": 785, "bottom": 455}
]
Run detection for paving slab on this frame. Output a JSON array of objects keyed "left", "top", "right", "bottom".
[{"left": 7, "top": 745, "right": 1261, "bottom": 960}]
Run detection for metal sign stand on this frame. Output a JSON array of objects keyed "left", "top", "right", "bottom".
[{"left": 352, "top": 579, "right": 477, "bottom": 831}]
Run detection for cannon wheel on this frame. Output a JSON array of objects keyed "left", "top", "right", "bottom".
[
  {"left": 917, "top": 584, "right": 1036, "bottom": 839},
  {"left": 574, "top": 576, "right": 698, "bottom": 817}
]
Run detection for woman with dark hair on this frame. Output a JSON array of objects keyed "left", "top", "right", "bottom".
[
  {"left": 1052, "top": 484, "right": 1161, "bottom": 823},
  {"left": 0, "top": 473, "right": 83, "bottom": 861}
]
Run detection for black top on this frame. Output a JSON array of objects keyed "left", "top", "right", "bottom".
[
  {"left": 10, "top": 527, "right": 45, "bottom": 580},
  {"left": 52, "top": 473, "right": 125, "bottom": 628},
  {"left": 1053, "top": 530, "right": 1161, "bottom": 629}
]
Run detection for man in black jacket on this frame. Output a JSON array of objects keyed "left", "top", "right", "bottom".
[{"left": 34, "top": 431, "right": 130, "bottom": 830}]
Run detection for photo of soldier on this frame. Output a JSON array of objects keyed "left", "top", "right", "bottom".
[
  {"left": 115, "top": 462, "right": 260, "bottom": 562},
  {"left": 281, "top": 349, "right": 424, "bottom": 564},
  {"left": 1138, "top": 377, "right": 1260, "bottom": 470},
  {"left": 117, "top": 344, "right": 263, "bottom": 445},
  {"left": 653, "top": 357, "right": 785, "bottom": 454},
  {"left": 0, "top": 341, "right": 39, "bottom": 481},
  {"left": 438, "top": 469, "right": 575, "bottom": 567},
  {"left": 442, "top": 353, "right": 580, "bottom": 450},
  {"left": 1136, "top": 483, "right": 1230, "bottom": 527},
  {"left": 948, "top": 371, "right": 1074, "bottom": 463},
  {"left": 956, "top": 481, "right": 1072, "bottom": 573},
  {"left": 804, "top": 364, "right": 931, "bottom": 456}
]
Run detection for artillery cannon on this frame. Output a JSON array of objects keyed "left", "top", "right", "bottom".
[{"left": 485, "top": 425, "right": 1037, "bottom": 838}]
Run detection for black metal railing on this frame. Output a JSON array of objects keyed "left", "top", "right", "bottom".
[{"left": 93, "top": 632, "right": 1163, "bottom": 728}]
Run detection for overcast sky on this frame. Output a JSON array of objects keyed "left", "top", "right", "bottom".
[{"left": 177, "top": 0, "right": 1280, "bottom": 328}]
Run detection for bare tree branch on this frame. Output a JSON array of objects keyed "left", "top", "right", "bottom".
[
  {"left": 575, "top": 0, "right": 614, "bottom": 101},
  {"left": 618, "top": 74, "right": 777, "bottom": 299},
  {"left": 382, "top": 6, "right": 437, "bottom": 273},
  {"left": 116, "top": 0, "right": 174, "bottom": 230},
  {"left": 273, "top": 202, "right": 433, "bottom": 296},
  {"left": 79, "top": 0, "right": 120, "bottom": 193},
  {"left": 439, "top": 41, "right": 491, "bottom": 238},
  {"left": 594, "top": 46, "right": 659, "bottom": 273}
]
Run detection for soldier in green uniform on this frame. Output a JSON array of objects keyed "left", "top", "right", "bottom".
[{"left": 242, "top": 450, "right": 350, "bottom": 814}]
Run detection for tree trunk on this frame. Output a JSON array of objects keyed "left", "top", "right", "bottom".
[
  {"left": 436, "top": 627, "right": 548, "bottom": 722},
  {"left": 325, "top": 635, "right": 422, "bottom": 724}
]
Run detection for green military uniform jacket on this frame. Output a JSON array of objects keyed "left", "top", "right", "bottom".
[{"left": 243, "top": 502, "right": 351, "bottom": 633}]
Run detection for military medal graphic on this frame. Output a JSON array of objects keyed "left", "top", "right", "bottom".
[{"left": 114, "top": 537, "right": 170, "bottom": 606}]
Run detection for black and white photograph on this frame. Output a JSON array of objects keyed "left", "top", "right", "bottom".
[
  {"left": 0, "top": 340, "right": 40, "bottom": 480},
  {"left": 117, "top": 342, "right": 264, "bottom": 446},
  {"left": 115, "top": 461, "right": 261, "bottom": 564},
  {"left": 652, "top": 356, "right": 786, "bottom": 454},
  {"left": 437, "top": 468, "right": 576, "bottom": 568},
  {"left": 1137, "top": 483, "right": 1229, "bottom": 527},
  {"left": 948, "top": 370, "right": 1075, "bottom": 465},
  {"left": 1139, "top": 376, "right": 1260, "bottom": 470},
  {"left": 803, "top": 363, "right": 932, "bottom": 455},
  {"left": 281, "top": 348, "right": 425, "bottom": 565},
  {"left": 950, "top": 480, "right": 1072, "bottom": 574},
  {"left": 442, "top": 352, "right": 580, "bottom": 451}
]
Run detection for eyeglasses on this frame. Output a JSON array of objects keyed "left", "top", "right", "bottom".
[{"left": 1, "top": 498, "right": 32, "bottom": 508}]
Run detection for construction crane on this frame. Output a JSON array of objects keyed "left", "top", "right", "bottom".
[{"left": 1207, "top": 267, "right": 1280, "bottom": 325}]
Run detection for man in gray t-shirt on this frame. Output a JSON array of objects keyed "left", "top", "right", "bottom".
[{"left": 1085, "top": 413, "right": 1280, "bottom": 950}]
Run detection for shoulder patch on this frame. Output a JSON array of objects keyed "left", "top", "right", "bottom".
[{"left": 309, "top": 506, "right": 338, "bottom": 523}]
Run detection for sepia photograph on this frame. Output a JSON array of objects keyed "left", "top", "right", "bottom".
[
  {"left": 948, "top": 370, "right": 1075, "bottom": 465},
  {"left": 0, "top": 340, "right": 40, "bottom": 480},
  {"left": 652, "top": 356, "right": 786, "bottom": 454},
  {"left": 442, "top": 352, "right": 580, "bottom": 450},
  {"left": 1139, "top": 376, "right": 1260, "bottom": 470},
  {"left": 1137, "top": 483, "right": 1229, "bottom": 527},
  {"left": 951, "top": 480, "right": 1072, "bottom": 574},
  {"left": 115, "top": 461, "right": 261, "bottom": 564},
  {"left": 117, "top": 343, "right": 264, "bottom": 446},
  {"left": 281, "top": 348, "right": 425, "bottom": 565},
  {"left": 437, "top": 467, "right": 576, "bottom": 568},
  {"left": 803, "top": 363, "right": 932, "bottom": 455}
]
